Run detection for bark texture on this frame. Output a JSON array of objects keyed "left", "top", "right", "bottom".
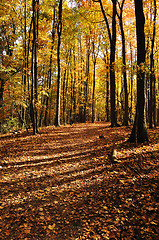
[{"left": 129, "top": 0, "right": 148, "bottom": 143}]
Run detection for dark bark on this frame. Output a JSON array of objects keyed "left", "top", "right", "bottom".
[
  {"left": 98, "top": 0, "right": 118, "bottom": 127},
  {"left": 30, "top": 0, "right": 39, "bottom": 134},
  {"left": 55, "top": 0, "right": 62, "bottom": 127},
  {"left": 117, "top": 0, "right": 128, "bottom": 126},
  {"left": 106, "top": 80, "right": 109, "bottom": 121},
  {"left": 30, "top": 0, "right": 35, "bottom": 134},
  {"left": 110, "top": 0, "right": 117, "bottom": 127},
  {"left": 34, "top": 0, "right": 39, "bottom": 132},
  {"left": 130, "top": 42, "right": 133, "bottom": 121},
  {"left": 129, "top": 0, "right": 148, "bottom": 143},
  {"left": 0, "top": 79, "right": 4, "bottom": 111},
  {"left": 70, "top": 66, "right": 73, "bottom": 124},
  {"left": 44, "top": 6, "right": 56, "bottom": 126}
]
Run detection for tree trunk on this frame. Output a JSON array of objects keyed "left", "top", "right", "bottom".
[
  {"left": 55, "top": 0, "right": 62, "bottom": 127},
  {"left": 84, "top": 36, "right": 90, "bottom": 123},
  {"left": 106, "top": 80, "right": 109, "bottom": 121},
  {"left": 30, "top": 0, "right": 39, "bottom": 134},
  {"left": 92, "top": 40, "right": 96, "bottom": 123},
  {"left": 92, "top": 60, "right": 96, "bottom": 123},
  {"left": 97, "top": 0, "right": 118, "bottom": 127},
  {"left": 129, "top": 0, "right": 148, "bottom": 143},
  {"left": 62, "top": 68, "right": 67, "bottom": 124},
  {"left": 72, "top": 45, "right": 76, "bottom": 123},
  {"left": 117, "top": 0, "right": 128, "bottom": 125},
  {"left": 44, "top": 6, "right": 56, "bottom": 126},
  {"left": 103, "top": 51, "right": 109, "bottom": 122},
  {"left": 22, "top": 0, "right": 27, "bottom": 128},
  {"left": 110, "top": 0, "right": 117, "bottom": 127},
  {"left": 130, "top": 42, "right": 133, "bottom": 122},
  {"left": 0, "top": 79, "right": 4, "bottom": 109}
]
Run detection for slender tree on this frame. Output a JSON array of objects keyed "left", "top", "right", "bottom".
[
  {"left": 55, "top": 0, "right": 63, "bottom": 126},
  {"left": 30, "top": 0, "right": 39, "bottom": 134},
  {"left": 84, "top": 35, "right": 90, "bottom": 123},
  {"left": 117, "top": 0, "right": 128, "bottom": 126},
  {"left": 44, "top": 5, "right": 56, "bottom": 126},
  {"left": 129, "top": 0, "right": 148, "bottom": 143},
  {"left": 94, "top": 0, "right": 118, "bottom": 127},
  {"left": 92, "top": 36, "right": 100, "bottom": 123}
]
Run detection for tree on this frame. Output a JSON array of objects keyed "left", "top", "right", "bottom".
[
  {"left": 117, "top": 0, "right": 128, "bottom": 126},
  {"left": 94, "top": 0, "right": 118, "bottom": 127},
  {"left": 55, "top": 0, "right": 63, "bottom": 126},
  {"left": 129, "top": 0, "right": 148, "bottom": 143},
  {"left": 30, "top": 0, "right": 39, "bottom": 134},
  {"left": 92, "top": 35, "right": 100, "bottom": 123},
  {"left": 44, "top": 5, "right": 56, "bottom": 126},
  {"left": 0, "top": 0, "right": 158, "bottom": 133}
]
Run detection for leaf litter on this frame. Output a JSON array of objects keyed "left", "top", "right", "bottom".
[{"left": 0, "top": 122, "right": 158, "bottom": 239}]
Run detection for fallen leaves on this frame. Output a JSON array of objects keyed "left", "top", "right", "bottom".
[
  {"left": 0, "top": 123, "right": 158, "bottom": 239},
  {"left": 48, "top": 224, "right": 56, "bottom": 230}
]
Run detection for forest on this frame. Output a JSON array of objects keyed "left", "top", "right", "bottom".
[
  {"left": 0, "top": 0, "right": 159, "bottom": 239},
  {"left": 0, "top": 0, "right": 158, "bottom": 136}
]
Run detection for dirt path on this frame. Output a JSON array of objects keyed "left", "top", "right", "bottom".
[{"left": 0, "top": 123, "right": 158, "bottom": 239}]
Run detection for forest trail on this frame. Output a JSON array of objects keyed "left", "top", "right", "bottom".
[{"left": 0, "top": 122, "right": 158, "bottom": 239}]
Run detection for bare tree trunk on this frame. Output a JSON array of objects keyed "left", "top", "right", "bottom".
[
  {"left": 103, "top": 50, "right": 110, "bottom": 121},
  {"left": 35, "top": 0, "right": 39, "bottom": 132},
  {"left": 0, "top": 79, "right": 4, "bottom": 109},
  {"left": 30, "top": 0, "right": 39, "bottom": 134},
  {"left": 22, "top": 0, "right": 27, "bottom": 128},
  {"left": 78, "top": 35, "right": 85, "bottom": 123},
  {"left": 117, "top": 0, "right": 128, "bottom": 126},
  {"left": 130, "top": 42, "right": 133, "bottom": 122},
  {"left": 84, "top": 36, "right": 90, "bottom": 123},
  {"left": 92, "top": 40, "right": 96, "bottom": 123},
  {"left": 98, "top": 0, "right": 118, "bottom": 127},
  {"left": 110, "top": 0, "right": 117, "bottom": 127},
  {"left": 55, "top": 0, "right": 62, "bottom": 127},
  {"left": 44, "top": 6, "right": 56, "bottom": 126},
  {"left": 62, "top": 68, "right": 67, "bottom": 124},
  {"left": 92, "top": 60, "right": 96, "bottom": 123},
  {"left": 72, "top": 45, "right": 77, "bottom": 123},
  {"left": 70, "top": 50, "right": 74, "bottom": 124},
  {"left": 129, "top": 0, "right": 148, "bottom": 143},
  {"left": 93, "top": 0, "right": 117, "bottom": 125}
]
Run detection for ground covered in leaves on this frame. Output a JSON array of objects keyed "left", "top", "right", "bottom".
[{"left": 0, "top": 122, "right": 159, "bottom": 240}]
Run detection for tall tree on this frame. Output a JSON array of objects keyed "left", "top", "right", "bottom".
[
  {"left": 55, "top": 0, "right": 63, "bottom": 126},
  {"left": 94, "top": 0, "right": 118, "bottom": 127},
  {"left": 30, "top": 0, "right": 39, "bottom": 134},
  {"left": 129, "top": 0, "right": 148, "bottom": 143},
  {"left": 84, "top": 35, "right": 90, "bottom": 123},
  {"left": 117, "top": 0, "right": 128, "bottom": 126},
  {"left": 44, "top": 5, "right": 56, "bottom": 126},
  {"left": 92, "top": 36, "right": 100, "bottom": 123}
]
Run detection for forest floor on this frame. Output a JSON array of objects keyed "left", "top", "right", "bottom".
[{"left": 0, "top": 122, "right": 159, "bottom": 240}]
